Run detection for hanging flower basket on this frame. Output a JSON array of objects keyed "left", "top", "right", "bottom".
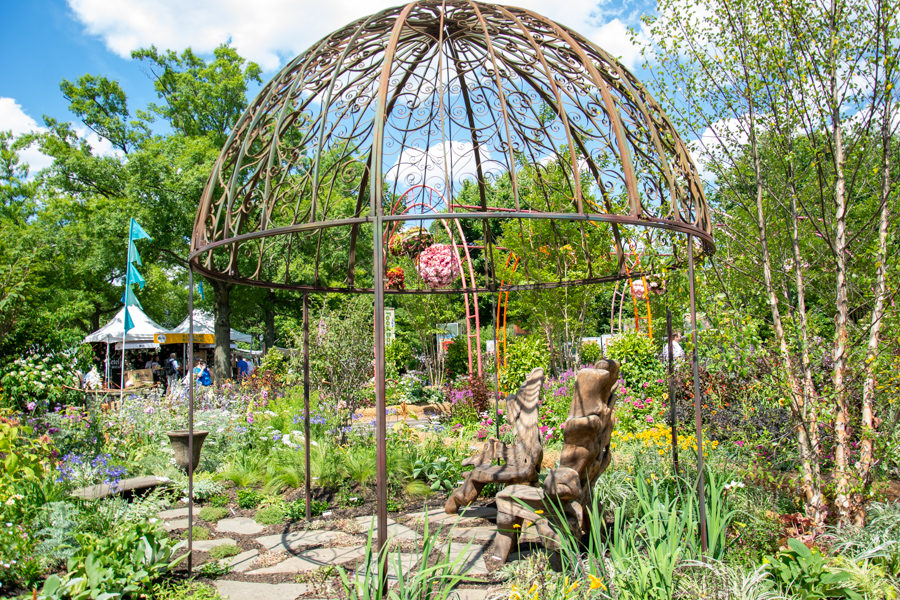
[
  {"left": 388, "top": 234, "right": 404, "bottom": 256},
  {"left": 400, "top": 227, "right": 434, "bottom": 257},
  {"left": 386, "top": 267, "right": 405, "bottom": 290},
  {"left": 416, "top": 244, "right": 461, "bottom": 288}
]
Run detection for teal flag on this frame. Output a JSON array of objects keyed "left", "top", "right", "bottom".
[
  {"left": 129, "top": 218, "right": 152, "bottom": 241},
  {"left": 127, "top": 262, "right": 146, "bottom": 290},
  {"left": 124, "top": 305, "right": 135, "bottom": 333},
  {"left": 120, "top": 285, "right": 143, "bottom": 310},
  {"left": 129, "top": 240, "right": 142, "bottom": 266},
  {"left": 198, "top": 281, "right": 205, "bottom": 300}
]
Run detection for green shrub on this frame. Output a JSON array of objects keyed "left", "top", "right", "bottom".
[
  {"left": 236, "top": 488, "right": 264, "bottom": 509},
  {"left": 206, "top": 494, "right": 230, "bottom": 507},
  {"left": 208, "top": 544, "right": 242, "bottom": 560},
  {"left": 580, "top": 341, "right": 603, "bottom": 365},
  {"left": 499, "top": 335, "right": 550, "bottom": 391},
  {"left": 199, "top": 507, "right": 229, "bottom": 523},
  {"left": 38, "top": 520, "right": 185, "bottom": 600},
  {"left": 255, "top": 504, "right": 285, "bottom": 525},
  {"left": 283, "top": 498, "right": 329, "bottom": 521},
  {"left": 189, "top": 526, "right": 210, "bottom": 540},
  {"left": 386, "top": 339, "right": 413, "bottom": 378},
  {"left": 763, "top": 538, "right": 860, "bottom": 599},
  {"left": 259, "top": 349, "right": 289, "bottom": 382},
  {"left": 606, "top": 332, "right": 662, "bottom": 387},
  {"left": 444, "top": 336, "right": 470, "bottom": 378}
]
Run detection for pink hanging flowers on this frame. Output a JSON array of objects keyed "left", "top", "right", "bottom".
[{"left": 416, "top": 243, "right": 461, "bottom": 288}]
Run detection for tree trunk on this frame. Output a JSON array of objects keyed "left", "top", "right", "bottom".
[
  {"left": 211, "top": 280, "right": 234, "bottom": 382},
  {"left": 829, "top": 1, "right": 852, "bottom": 524},
  {"left": 854, "top": 13, "right": 893, "bottom": 525},
  {"left": 747, "top": 91, "right": 821, "bottom": 521}
]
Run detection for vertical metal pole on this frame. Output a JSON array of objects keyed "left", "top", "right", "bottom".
[
  {"left": 491, "top": 288, "right": 501, "bottom": 439},
  {"left": 667, "top": 308, "right": 679, "bottom": 476},
  {"left": 687, "top": 236, "right": 708, "bottom": 555},
  {"left": 374, "top": 215, "right": 388, "bottom": 594},
  {"left": 187, "top": 268, "right": 195, "bottom": 573},
  {"left": 303, "top": 292, "right": 312, "bottom": 521}
]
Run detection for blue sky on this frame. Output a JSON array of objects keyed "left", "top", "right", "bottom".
[{"left": 1, "top": 0, "right": 655, "bottom": 172}]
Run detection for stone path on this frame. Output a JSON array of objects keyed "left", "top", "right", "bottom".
[{"left": 157, "top": 502, "right": 497, "bottom": 596}]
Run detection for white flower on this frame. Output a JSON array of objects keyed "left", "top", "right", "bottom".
[{"left": 217, "top": 428, "right": 225, "bottom": 433}]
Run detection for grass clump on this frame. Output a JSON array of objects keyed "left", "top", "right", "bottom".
[
  {"left": 151, "top": 581, "right": 223, "bottom": 599},
  {"left": 188, "top": 526, "right": 210, "bottom": 540},
  {"left": 255, "top": 504, "right": 286, "bottom": 525},
  {"left": 199, "top": 506, "right": 229, "bottom": 522},
  {"left": 206, "top": 494, "right": 230, "bottom": 507},
  {"left": 208, "top": 544, "right": 242, "bottom": 560}
]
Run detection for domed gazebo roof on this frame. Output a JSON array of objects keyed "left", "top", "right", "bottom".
[{"left": 190, "top": 0, "right": 713, "bottom": 293}]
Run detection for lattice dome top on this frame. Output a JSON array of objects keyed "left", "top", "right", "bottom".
[{"left": 190, "top": 0, "right": 714, "bottom": 293}]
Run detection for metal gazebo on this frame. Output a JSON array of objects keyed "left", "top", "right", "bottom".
[{"left": 183, "top": 0, "right": 714, "bottom": 584}]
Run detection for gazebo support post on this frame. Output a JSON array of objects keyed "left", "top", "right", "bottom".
[
  {"left": 667, "top": 308, "right": 679, "bottom": 476},
  {"left": 687, "top": 235, "right": 708, "bottom": 555},
  {"left": 188, "top": 267, "right": 196, "bottom": 573},
  {"left": 374, "top": 217, "right": 388, "bottom": 594},
  {"left": 303, "top": 292, "right": 312, "bottom": 521}
]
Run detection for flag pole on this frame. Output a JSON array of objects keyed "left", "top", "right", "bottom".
[{"left": 120, "top": 219, "right": 133, "bottom": 404}]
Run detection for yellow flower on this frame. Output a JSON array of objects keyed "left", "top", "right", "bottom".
[
  {"left": 588, "top": 574, "right": 607, "bottom": 591},
  {"left": 528, "top": 583, "right": 539, "bottom": 598},
  {"left": 564, "top": 577, "right": 579, "bottom": 596},
  {"left": 513, "top": 523, "right": 521, "bottom": 529},
  {"left": 510, "top": 584, "right": 522, "bottom": 600},
  {"left": 534, "top": 510, "right": 544, "bottom": 515}
]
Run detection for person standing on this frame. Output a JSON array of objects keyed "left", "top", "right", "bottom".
[
  {"left": 165, "top": 352, "right": 180, "bottom": 392},
  {"left": 660, "top": 332, "right": 685, "bottom": 362},
  {"left": 236, "top": 355, "right": 250, "bottom": 379}
]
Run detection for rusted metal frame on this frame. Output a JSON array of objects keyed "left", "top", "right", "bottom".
[
  {"left": 520, "top": 10, "right": 641, "bottom": 218},
  {"left": 187, "top": 267, "right": 195, "bottom": 573},
  {"left": 454, "top": 218, "right": 483, "bottom": 376},
  {"left": 580, "top": 47, "right": 679, "bottom": 217},
  {"left": 310, "top": 16, "right": 383, "bottom": 222},
  {"left": 447, "top": 38, "right": 488, "bottom": 211},
  {"left": 467, "top": 1, "right": 535, "bottom": 286},
  {"left": 346, "top": 38, "right": 437, "bottom": 288},
  {"left": 494, "top": 6, "right": 585, "bottom": 214},
  {"left": 370, "top": 4, "right": 419, "bottom": 592},
  {"left": 303, "top": 292, "right": 312, "bottom": 520},
  {"left": 190, "top": 211, "right": 714, "bottom": 262},
  {"left": 487, "top": 54, "right": 613, "bottom": 277},
  {"left": 222, "top": 54, "right": 326, "bottom": 276},
  {"left": 687, "top": 235, "right": 708, "bottom": 555},
  {"left": 667, "top": 307, "right": 679, "bottom": 476}
]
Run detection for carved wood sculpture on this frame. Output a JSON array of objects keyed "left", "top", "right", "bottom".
[
  {"left": 445, "top": 367, "right": 545, "bottom": 514},
  {"left": 493, "top": 359, "right": 619, "bottom": 564}
]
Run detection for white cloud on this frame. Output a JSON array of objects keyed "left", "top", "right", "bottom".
[
  {"left": 590, "top": 18, "right": 648, "bottom": 71},
  {"left": 0, "top": 97, "right": 53, "bottom": 173},
  {"left": 386, "top": 141, "right": 503, "bottom": 194},
  {"left": 0, "top": 97, "right": 124, "bottom": 177},
  {"left": 67, "top": 0, "right": 648, "bottom": 73}
]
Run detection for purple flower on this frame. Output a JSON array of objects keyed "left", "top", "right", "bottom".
[{"left": 247, "top": 414, "right": 254, "bottom": 424}]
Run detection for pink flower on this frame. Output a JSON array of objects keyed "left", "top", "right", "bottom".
[
  {"left": 646, "top": 415, "right": 653, "bottom": 423},
  {"left": 247, "top": 414, "right": 254, "bottom": 424}
]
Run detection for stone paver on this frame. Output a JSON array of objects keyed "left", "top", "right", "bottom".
[
  {"left": 158, "top": 507, "right": 189, "bottom": 519},
  {"left": 163, "top": 518, "right": 188, "bottom": 531},
  {"left": 255, "top": 529, "right": 343, "bottom": 552},
  {"left": 217, "top": 517, "right": 267, "bottom": 535},
  {"left": 246, "top": 545, "right": 368, "bottom": 575},
  {"left": 457, "top": 589, "right": 491, "bottom": 600},
  {"left": 451, "top": 527, "right": 496, "bottom": 543},
  {"left": 227, "top": 548, "right": 260, "bottom": 572},
  {"left": 354, "top": 516, "right": 418, "bottom": 540},
  {"left": 356, "top": 553, "right": 419, "bottom": 582},
  {"left": 175, "top": 538, "right": 236, "bottom": 552},
  {"left": 213, "top": 580, "right": 307, "bottom": 600},
  {"left": 447, "top": 542, "right": 489, "bottom": 575},
  {"left": 72, "top": 475, "right": 170, "bottom": 500}
]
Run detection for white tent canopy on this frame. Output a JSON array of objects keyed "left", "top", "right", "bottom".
[
  {"left": 172, "top": 310, "right": 252, "bottom": 344},
  {"left": 83, "top": 305, "right": 167, "bottom": 345}
]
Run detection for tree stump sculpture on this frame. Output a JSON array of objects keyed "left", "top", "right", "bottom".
[
  {"left": 493, "top": 360, "right": 619, "bottom": 564},
  {"left": 445, "top": 367, "right": 545, "bottom": 514}
]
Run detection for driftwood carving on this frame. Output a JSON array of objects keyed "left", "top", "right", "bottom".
[
  {"left": 445, "top": 367, "right": 545, "bottom": 514},
  {"left": 493, "top": 360, "right": 618, "bottom": 564}
]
